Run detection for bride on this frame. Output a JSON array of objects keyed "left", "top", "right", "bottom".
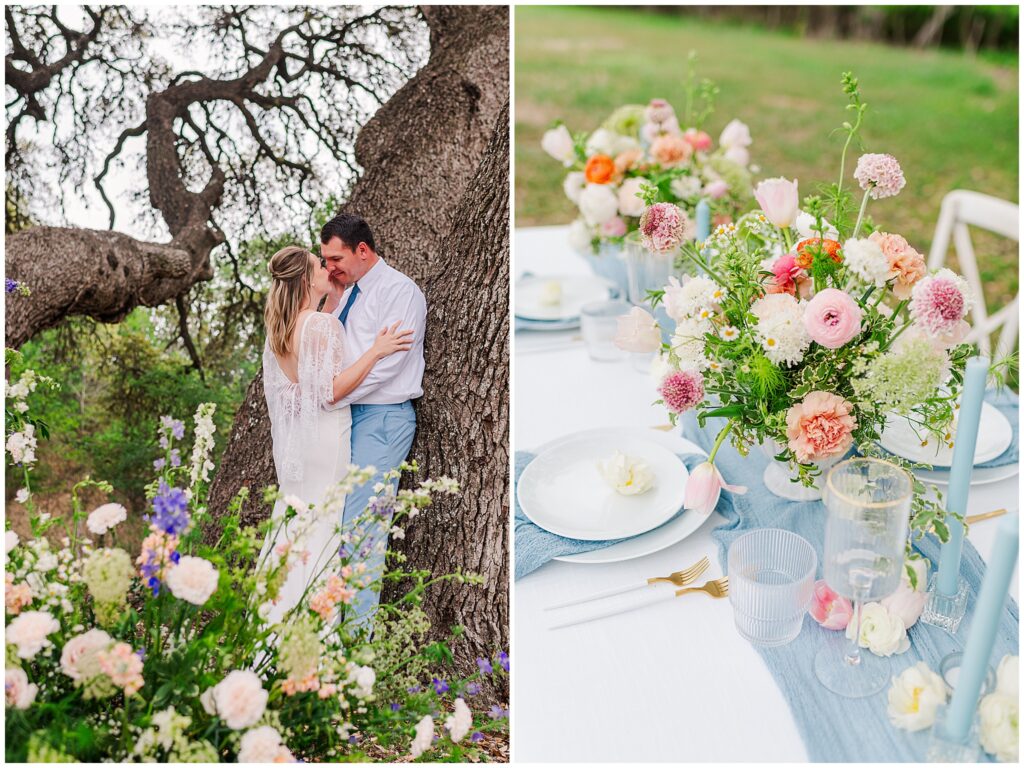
[{"left": 258, "top": 245, "right": 412, "bottom": 624}]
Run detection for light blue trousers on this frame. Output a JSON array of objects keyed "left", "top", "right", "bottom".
[{"left": 342, "top": 401, "right": 416, "bottom": 624}]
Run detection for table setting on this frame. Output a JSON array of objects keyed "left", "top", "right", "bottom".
[{"left": 514, "top": 73, "right": 1019, "bottom": 763}]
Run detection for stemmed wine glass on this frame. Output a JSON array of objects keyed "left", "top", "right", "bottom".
[{"left": 814, "top": 458, "right": 913, "bottom": 698}]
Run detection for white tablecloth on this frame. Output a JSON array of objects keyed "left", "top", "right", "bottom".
[{"left": 512, "top": 225, "right": 1019, "bottom": 762}]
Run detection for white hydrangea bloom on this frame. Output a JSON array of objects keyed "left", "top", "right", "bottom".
[
  {"left": 750, "top": 293, "right": 810, "bottom": 366},
  {"left": 844, "top": 237, "right": 890, "bottom": 287}
]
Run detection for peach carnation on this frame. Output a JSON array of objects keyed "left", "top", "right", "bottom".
[
  {"left": 869, "top": 231, "right": 926, "bottom": 300},
  {"left": 785, "top": 391, "right": 857, "bottom": 464}
]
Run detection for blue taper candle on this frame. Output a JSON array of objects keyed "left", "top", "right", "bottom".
[
  {"left": 695, "top": 198, "right": 711, "bottom": 242},
  {"left": 942, "top": 511, "right": 1019, "bottom": 741},
  {"left": 935, "top": 356, "right": 989, "bottom": 597}
]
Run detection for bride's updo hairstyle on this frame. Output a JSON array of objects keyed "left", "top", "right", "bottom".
[{"left": 265, "top": 245, "right": 314, "bottom": 357}]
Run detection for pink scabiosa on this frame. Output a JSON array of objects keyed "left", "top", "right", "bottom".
[
  {"left": 659, "top": 369, "right": 705, "bottom": 414},
  {"left": 639, "top": 202, "right": 687, "bottom": 253},
  {"left": 909, "top": 268, "right": 972, "bottom": 338},
  {"left": 854, "top": 153, "right": 906, "bottom": 199}
]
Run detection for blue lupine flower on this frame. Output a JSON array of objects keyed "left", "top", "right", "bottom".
[
  {"left": 135, "top": 647, "right": 147, "bottom": 661},
  {"left": 169, "top": 551, "right": 180, "bottom": 564},
  {"left": 6, "top": 278, "right": 18, "bottom": 293},
  {"left": 496, "top": 651, "right": 509, "bottom": 672},
  {"left": 153, "top": 458, "right": 166, "bottom": 471},
  {"left": 407, "top": 685, "right": 421, "bottom": 694},
  {"left": 476, "top": 657, "right": 493, "bottom": 675},
  {"left": 432, "top": 678, "right": 449, "bottom": 695},
  {"left": 169, "top": 449, "right": 181, "bottom": 468},
  {"left": 488, "top": 704, "right": 509, "bottom": 720},
  {"left": 471, "top": 732, "right": 484, "bottom": 743},
  {"left": 368, "top": 494, "right": 397, "bottom": 520},
  {"left": 149, "top": 481, "right": 189, "bottom": 535},
  {"left": 171, "top": 421, "right": 185, "bottom": 440},
  {"left": 390, "top": 702, "right": 401, "bottom": 712},
  {"left": 159, "top": 435, "right": 169, "bottom": 450},
  {"left": 465, "top": 682, "right": 481, "bottom": 696}
]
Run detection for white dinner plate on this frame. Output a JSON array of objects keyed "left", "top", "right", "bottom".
[
  {"left": 515, "top": 274, "right": 614, "bottom": 322},
  {"left": 878, "top": 402, "right": 1013, "bottom": 468},
  {"left": 914, "top": 463, "right": 1019, "bottom": 488},
  {"left": 518, "top": 428, "right": 689, "bottom": 541}
]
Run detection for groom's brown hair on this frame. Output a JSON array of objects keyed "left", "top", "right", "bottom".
[{"left": 320, "top": 213, "right": 376, "bottom": 252}]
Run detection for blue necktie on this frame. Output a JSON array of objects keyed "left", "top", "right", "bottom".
[{"left": 338, "top": 283, "right": 361, "bottom": 326}]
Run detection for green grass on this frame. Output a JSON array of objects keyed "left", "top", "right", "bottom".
[{"left": 515, "top": 6, "right": 1019, "bottom": 318}]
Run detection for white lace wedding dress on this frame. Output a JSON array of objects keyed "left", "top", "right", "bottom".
[{"left": 259, "top": 311, "right": 352, "bottom": 624}]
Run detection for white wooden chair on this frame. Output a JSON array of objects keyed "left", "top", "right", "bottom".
[{"left": 927, "top": 190, "right": 1019, "bottom": 362}]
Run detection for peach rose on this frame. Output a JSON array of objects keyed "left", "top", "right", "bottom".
[
  {"left": 584, "top": 154, "right": 616, "bottom": 185},
  {"left": 785, "top": 391, "right": 857, "bottom": 463},
  {"left": 614, "top": 148, "right": 643, "bottom": 175},
  {"left": 650, "top": 134, "right": 693, "bottom": 168},
  {"left": 869, "top": 231, "right": 926, "bottom": 300}
]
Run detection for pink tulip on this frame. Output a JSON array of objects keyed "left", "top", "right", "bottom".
[
  {"left": 684, "top": 462, "right": 747, "bottom": 517},
  {"left": 754, "top": 177, "right": 800, "bottom": 228},
  {"left": 809, "top": 579, "right": 853, "bottom": 630}
]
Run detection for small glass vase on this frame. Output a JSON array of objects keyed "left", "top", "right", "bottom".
[
  {"left": 582, "top": 240, "right": 629, "bottom": 299},
  {"left": 759, "top": 442, "right": 842, "bottom": 502},
  {"left": 624, "top": 231, "right": 677, "bottom": 308}
]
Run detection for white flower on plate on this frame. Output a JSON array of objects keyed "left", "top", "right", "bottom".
[
  {"left": 445, "top": 697, "right": 473, "bottom": 743},
  {"left": 846, "top": 602, "right": 910, "bottom": 657},
  {"left": 617, "top": 177, "right": 646, "bottom": 217},
  {"left": 538, "top": 281, "right": 562, "bottom": 307},
  {"left": 843, "top": 237, "right": 890, "bottom": 288},
  {"left": 597, "top": 451, "right": 655, "bottom": 496},
  {"left": 886, "top": 661, "right": 947, "bottom": 731},
  {"left": 670, "top": 175, "right": 702, "bottom": 200},
  {"left": 568, "top": 218, "right": 594, "bottom": 253},
  {"left": 541, "top": 124, "right": 575, "bottom": 166},
  {"left": 410, "top": 715, "right": 435, "bottom": 759},
  {"left": 578, "top": 183, "right": 619, "bottom": 226},
  {"left": 563, "top": 171, "right": 586, "bottom": 204}
]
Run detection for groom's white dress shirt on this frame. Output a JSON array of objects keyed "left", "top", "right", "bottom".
[{"left": 330, "top": 257, "right": 426, "bottom": 408}]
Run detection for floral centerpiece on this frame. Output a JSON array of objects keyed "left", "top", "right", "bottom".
[
  {"left": 540, "top": 58, "right": 755, "bottom": 254},
  {"left": 614, "top": 73, "right": 1008, "bottom": 573},
  {"left": 4, "top": 350, "right": 508, "bottom": 762}
]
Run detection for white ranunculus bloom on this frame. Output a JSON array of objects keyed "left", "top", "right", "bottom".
[
  {"left": 886, "top": 661, "right": 947, "bottom": 731},
  {"left": 207, "top": 670, "right": 268, "bottom": 730},
  {"left": 597, "top": 451, "right": 655, "bottom": 496},
  {"left": 445, "top": 698, "right": 473, "bottom": 743},
  {"left": 5, "top": 667, "right": 38, "bottom": 709},
  {"left": 410, "top": 715, "right": 435, "bottom": 759},
  {"left": 979, "top": 691, "right": 1019, "bottom": 762},
  {"left": 617, "top": 177, "right": 646, "bottom": 217},
  {"left": 563, "top": 171, "right": 586, "bottom": 205},
  {"left": 567, "top": 219, "right": 594, "bottom": 253},
  {"left": 541, "top": 124, "right": 575, "bottom": 166},
  {"left": 578, "top": 184, "right": 619, "bottom": 226},
  {"left": 86, "top": 503, "right": 127, "bottom": 536},
  {"left": 165, "top": 556, "right": 219, "bottom": 606},
  {"left": 846, "top": 602, "right": 910, "bottom": 657}
]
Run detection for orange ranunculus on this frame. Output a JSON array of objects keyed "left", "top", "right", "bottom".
[
  {"left": 584, "top": 154, "right": 616, "bottom": 184},
  {"left": 795, "top": 238, "right": 843, "bottom": 269}
]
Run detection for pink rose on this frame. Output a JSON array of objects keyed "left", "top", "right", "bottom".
[
  {"left": 704, "top": 179, "right": 729, "bottom": 199},
  {"left": 600, "top": 216, "right": 627, "bottom": 238},
  {"left": 785, "top": 391, "right": 857, "bottom": 464},
  {"left": 683, "top": 128, "right": 713, "bottom": 152},
  {"left": 809, "top": 579, "right": 853, "bottom": 630},
  {"left": 684, "top": 462, "right": 747, "bottom": 517},
  {"left": 754, "top": 177, "right": 799, "bottom": 228},
  {"left": 613, "top": 307, "right": 661, "bottom": 353},
  {"left": 803, "top": 288, "right": 863, "bottom": 349},
  {"left": 650, "top": 134, "right": 693, "bottom": 168},
  {"left": 869, "top": 231, "right": 926, "bottom": 300}
]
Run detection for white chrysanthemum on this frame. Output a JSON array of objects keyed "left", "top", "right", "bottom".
[
  {"left": 664, "top": 276, "right": 720, "bottom": 322},
  {"left": 5, "top": 667, "right": 38, "bottom": 709},
  {"left": 207, "top": 670, "right": 268, "bottom": 730},
  {"left": 238, "top": 726, "right": 294, "bottom": 763},
  {"left": 445, "top": 698, "right": 473, "bottom": 743},
  {"left": 563, "top": 171, "right": 585, "bottom": 205},
  {"left": 843, "top": 238, "right": 890, "bottom": 287},
  {"left": 750, "top": 294, "right": 810, "bottom": 366},
  {"left": 165, "top": 556, "right": 219, "bottom": 606},
  {"left": 670, "top": 317, "right": 711, "bottom": 371},
  {"left": 410, "top": 715, "right": 435, "bottom": 759},
  {"left": 86, "top": 503, "right": 127, "bottom": 536},
  {"left": 670, "top": 175, "right": 702, "bottom": 200},
  {"left": 7, "top": 610, "right": 60, "bottom": 659}
]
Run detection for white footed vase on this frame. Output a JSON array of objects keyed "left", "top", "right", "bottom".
[{"left": 760, "top": 442, "right": 842, "bottom": 502}]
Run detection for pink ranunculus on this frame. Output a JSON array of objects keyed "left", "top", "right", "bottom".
[
  {"left": 803, "top": 288, "right": 863, "bottom": 349},
  {"left": 881, "top": 559, "right": 930, "bottom": 629},
  {"left": 613, "top": 307, "right": 661, "bottom": 353},
  {"left": 869, "top": 231, "right": 926, "bottom": 300},
  {"left": 684, "top": 462, "right": 747, "bottom": 517},
  {"left": 704, "top": 179, "right": 729, "bottom": 200},
  {"left": 785, "top": 391, "right": 857, "bottom": 464},
  {"left": 754, "top": 177, "right": 799, "bottom": 228},
  {"left": 809, "top": 579, "right": 853, "bottom": 630},
  {"left": 683, "top": 128, "right": 713, "bottom": 152},
  {"left": 600, "top": 216, "right": 627, "bottom": 238}
]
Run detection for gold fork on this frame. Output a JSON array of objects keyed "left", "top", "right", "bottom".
[
  {"left": 545, "top": 556, "right": 710, "bottom": 611},
  {"left": 675, "top": 576, "right": 729, "bottom": 599}
]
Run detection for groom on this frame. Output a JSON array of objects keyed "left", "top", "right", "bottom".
[{"left": 320, "top": 212, "right": 426, "bottom": 622}]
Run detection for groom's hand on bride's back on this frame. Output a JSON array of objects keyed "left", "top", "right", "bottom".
[{"left": 371, "top": 322, "right": 415, "bottom": 359}]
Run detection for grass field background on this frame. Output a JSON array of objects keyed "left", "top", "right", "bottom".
[{"left": 515, "top": 6, "right": 1019, "bottom": 320}]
